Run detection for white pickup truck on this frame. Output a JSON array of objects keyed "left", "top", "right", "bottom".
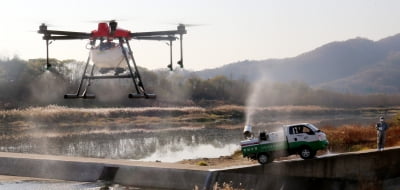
[{"left": 240, "top": 123, "right": 329, "bottom": 164}]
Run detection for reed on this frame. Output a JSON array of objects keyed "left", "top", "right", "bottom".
[{"left": 322, "top": 122, "right": 400, "bottom": 152}]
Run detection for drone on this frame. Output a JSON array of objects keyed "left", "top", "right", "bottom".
[{"left": 38, "top": 20, "right": 187, "bottom": 99}]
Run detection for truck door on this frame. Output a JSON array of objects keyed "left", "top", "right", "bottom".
[
  {"left": 287, "top": 125, "right": 304, "bottom": 142},
  {"left": 287, "top": 125, "right": 316, "bottom": 148}
]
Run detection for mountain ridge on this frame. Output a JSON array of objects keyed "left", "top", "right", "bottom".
[{"left": 194, "top": 33, "right": 400, "bottom": 94}]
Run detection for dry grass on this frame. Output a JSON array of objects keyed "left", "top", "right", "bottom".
[
  {"left": 0, "top": 105, "right": 206, "bottom": 122},
  {"left": 197, "top": 161, "right": 208, "bottom": 166},
  {"left": 212, "top": 182, "right": 245, "bottom": 190},
  {"left": 194, "top": 182, "right": 245, "bottom": 190},
  {"left": 321, "top": 122, "right": 400, "bottom": 152},
  {"left": 0, "top": 105, "right": 216, "bottom": 142}
]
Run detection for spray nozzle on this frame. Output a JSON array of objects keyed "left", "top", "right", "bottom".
[{"left": 243, "top": 125, "right": 253, "bottom": 139}]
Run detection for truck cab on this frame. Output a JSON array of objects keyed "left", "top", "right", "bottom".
[
  {"left": 285, "top": 123, "right": 329, "bottom": 159},
  {"left": 241, "top": 123, "right": 329, "bottom": 164}
]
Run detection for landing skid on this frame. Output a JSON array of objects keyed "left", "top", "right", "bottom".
[
  {"left": 129, "top": 93, "right": 156, "bottom": 99},
  {"left": 64, "top": 94, "right": 96, "bottom": 99}
]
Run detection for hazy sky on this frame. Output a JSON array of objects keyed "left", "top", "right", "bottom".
[{"left": 1, "top": 0, "right": 400, "bottom": 71}]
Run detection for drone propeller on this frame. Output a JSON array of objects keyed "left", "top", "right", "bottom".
[
  {"left": 85, "top": 19, "right": 129, "bottom": 24},
  {"left": 40, "top": 23, "right": 58, "bottom": 28},
  {"left": 26, "top": 23, "right": 56, "bottom": 32},
  {"left": 178, "top": 23, "right": 204, "bottom": 27},
  {"left": 166, "top": 22, "right": 206, "bottom": 28}
]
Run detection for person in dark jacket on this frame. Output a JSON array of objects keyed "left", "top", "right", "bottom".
[{"left": 376, "top": 116, "right": 389, "bottom": 151}]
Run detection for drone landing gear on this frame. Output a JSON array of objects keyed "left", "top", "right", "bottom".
[
  {"left": 128, "top": 93, "right": 156, "bottom": 99},
  {"left": 64, "top": 38, "right": 156, "bottom": 99},
  {"left": 64, "top": 94, "right": 96, "bottom": 99}
]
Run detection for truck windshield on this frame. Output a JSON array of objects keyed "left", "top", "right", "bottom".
[{"left": 306, "top": 124, "right": 321, "bottom": 132}]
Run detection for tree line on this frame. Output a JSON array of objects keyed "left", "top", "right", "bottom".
[{"left": 0, "top": 57, "right": 400, "bottom": 109}]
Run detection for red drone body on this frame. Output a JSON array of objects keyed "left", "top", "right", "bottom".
[{"left": 91, "top": 22, "right": 131, "bottom": 39}]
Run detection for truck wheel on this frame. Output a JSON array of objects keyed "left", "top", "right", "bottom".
[
  {"left": 257, "top": 153, "right": 269, "bottom": 164},
  {"left": 299, "top": 147, "right": 315, "bottom": 159}
]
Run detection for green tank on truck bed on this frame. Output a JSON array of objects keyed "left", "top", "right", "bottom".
[{"left": 240, "top": 123, "right": 329, "bottom": 164}]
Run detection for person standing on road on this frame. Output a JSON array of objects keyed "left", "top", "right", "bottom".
[{"left": 376, "top": 116, "right": 389, "bottom": 151}]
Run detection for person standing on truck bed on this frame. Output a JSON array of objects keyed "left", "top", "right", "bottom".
[{"left": 376, "top": 116, "right": 389, "bottom": 151}]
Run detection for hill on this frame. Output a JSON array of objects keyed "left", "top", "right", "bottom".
[{"left": 194, "top": 34, "right": 400, "bottom": 94}]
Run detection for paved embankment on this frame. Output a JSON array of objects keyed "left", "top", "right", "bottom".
[{"left": 0, "top": 147, "right": 399, "bottom": 190}]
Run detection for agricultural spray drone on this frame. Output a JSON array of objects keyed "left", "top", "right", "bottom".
[{"left": 38, "top": 20, "right": 187, "bottom": 99}]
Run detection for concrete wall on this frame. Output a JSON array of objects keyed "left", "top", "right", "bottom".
[
  {"left": 0, "top": 156, "right": 104, "bottom": 182},
  {"left": 0, "top": 153, "right": 211, "bottom": 190},
  {"left": 114, "top": 166, "right": 210, "bottom": 189},
  {"left": 0, "top": 147, "right": 399, "bottom": 190},
  {"left": 214, "top": 147, "right": 400, "bottom": 190}
]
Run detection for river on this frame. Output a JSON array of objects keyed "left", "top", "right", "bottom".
[{"left": 0, "top": 109, "right": 395, "bottom": 162}]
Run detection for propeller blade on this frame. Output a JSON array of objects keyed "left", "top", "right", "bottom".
[
  {"left": 179, "top": 23, "right": 205, "bottom": 27},
  {"left": 85, "top": 19, "right": 129, "bottom": 23},
  {"left": 166, "top": 22, "right": 206, "bottom": 28}
]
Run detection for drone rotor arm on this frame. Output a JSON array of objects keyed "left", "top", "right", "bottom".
[
  {"left": 39, "top": 29, "right": 91, "bottom": 40},
  {"left": 131, "top": 31, "right": 180, "bottom": 38},
  {"left": 43, "top": 35, "right": 90, "bottom": 40},
  {"left": 133, "top": 36, "right": 177, "bottom": 41},
  {"left": 39, "top": 29, "right": 91, "bottom": 36},
  {"left": 130, "top": 24, "right": 186, "bottom": 38}
]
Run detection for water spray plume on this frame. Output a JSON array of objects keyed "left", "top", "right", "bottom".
[{"left": 245, "top": 76, "right": 271, "bottom": 127}]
